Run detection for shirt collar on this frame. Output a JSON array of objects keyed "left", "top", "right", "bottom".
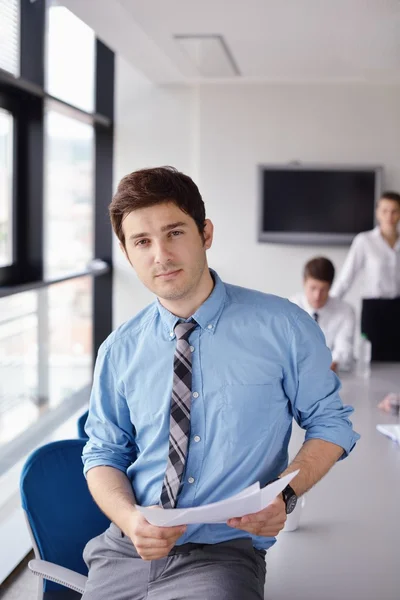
[
  {"left": 157, "top": 269, "right": 226, "bottom": 340},
  {"left": 371, "top": 225, "right": 381, "bottom": 237},
  {"left": 372, "top": 225, "right": 400, "bottom": 250}
]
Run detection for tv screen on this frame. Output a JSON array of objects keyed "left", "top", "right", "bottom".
[{"left": 258, "top": 165, "right": 381, "bottom": 245}]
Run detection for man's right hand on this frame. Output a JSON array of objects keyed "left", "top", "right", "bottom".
[{"left": 126, "top": 508, "right": 187, "bottom": 560}]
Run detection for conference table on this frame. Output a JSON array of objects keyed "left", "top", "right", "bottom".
[{"left": 265, "top": 364, "right": 400, "bottom": 600}]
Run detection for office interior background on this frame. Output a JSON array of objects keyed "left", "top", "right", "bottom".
[{"left": 0, "top": 1, "right": 399, "bottom": 599}]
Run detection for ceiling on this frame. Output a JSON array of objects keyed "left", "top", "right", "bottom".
[{"left": 61, "top": 0, "right": 400, "bottom": 84}]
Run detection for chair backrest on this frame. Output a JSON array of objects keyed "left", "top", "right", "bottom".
[
  {"left": 77, "top": 410, "right": 89, "bottom": 439},
  {"left": 20, "top": 439, "right": 110, "bottom": 592}
]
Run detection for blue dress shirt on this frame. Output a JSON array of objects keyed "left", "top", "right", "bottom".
[{"left": 82, "top": 270, "right": 359, "bottom": 550}]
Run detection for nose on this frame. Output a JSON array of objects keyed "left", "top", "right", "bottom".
[{"left": 153, "top": 240, "right": 173, "bottom": 265}]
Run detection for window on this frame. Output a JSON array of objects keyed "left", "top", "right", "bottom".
[
  {"left": 0, "top": 277, "right": 92, "bottom": 450},
  {"left": 0, "top": 108, "right": 13, "bottom": 268},
  {"left": 0, "top": 0, "right": 20, "bottom": 77},
  {"left": 44, "top": 108, "right": 94, "bottom": 278},
  {"left": 0, "top": 291, "right": 38, "bottom": 447},
  {"left": 0, "top": 0, "right": 113, "bottom": 578},
  {"left": 46, "top": 4, "right": 95, "bottom": 112},
  {"left": 48, "top": 277, "right": 93, "bottom": 405}
]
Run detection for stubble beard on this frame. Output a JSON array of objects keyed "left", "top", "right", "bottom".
[{"left": 155, "top": 257, "right": 207, "bottom": 302}]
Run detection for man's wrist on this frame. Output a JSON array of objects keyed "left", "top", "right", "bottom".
[
  {"left": 117, "top": 505, "right": 140, "bottom": 534},
  {"left": 265, "top": 477, "right": 298, "bottom": 514}
]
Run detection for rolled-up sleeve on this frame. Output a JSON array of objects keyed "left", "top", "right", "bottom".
[
  {"left": 82, "top": 342, "right": 137, "bottom": 476},
  {"left": 284, "top": 308, "right": 360, "bottom": 459}
]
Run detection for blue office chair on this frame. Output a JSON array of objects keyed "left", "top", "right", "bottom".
[
  {"left": 77, "top": 409, "right": 89, "bottom": 439},
  {"left": 20, "top": 439, "right": 110, "bottom": 599}
]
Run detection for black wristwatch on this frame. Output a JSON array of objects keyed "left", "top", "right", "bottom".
[
  {"left": 281, "top": 483, "right": 297, "bottom": 514},
  {"left": 267, "top": 478, "right": 298, "bottom": 514}
]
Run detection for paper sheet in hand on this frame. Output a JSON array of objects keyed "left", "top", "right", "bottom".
[
  {"left": 136, "top": 482, "right": 261, "bottom": 527},
  {"left": 376, "top": 424, "right": 400, "bottom": 445},
  {"left": 136, "top": 470, "right": 299, "bottom": 527}
]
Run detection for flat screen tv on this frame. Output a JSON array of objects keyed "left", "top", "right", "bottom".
[{"left": 258, "top": 164, "right": 382, "bottom": 245}]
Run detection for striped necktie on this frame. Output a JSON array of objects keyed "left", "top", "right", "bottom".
[
  {"left": 160, "top": 320, "right": 197, "bottom": 508},
  {"left": 313, "top": 312, "right": 319, "bottom": 323}
]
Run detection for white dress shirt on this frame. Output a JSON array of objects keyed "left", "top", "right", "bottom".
[
  {"left": 290, "top": 293, "right": 355, "bottom": 371},
  {"left": 330, "top": 226, "right": 400, "bottom": 299}
]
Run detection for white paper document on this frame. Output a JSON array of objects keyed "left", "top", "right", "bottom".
[
  {"left": 376, "top": 424, "right": 400, "bottom": 445},
  {"left": 136, "top": 470, "right": 299, "bottom": 527}
]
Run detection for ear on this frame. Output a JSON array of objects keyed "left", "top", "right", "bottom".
[{"left": 203, "top": 219, "right": 214, "bottom": 250}]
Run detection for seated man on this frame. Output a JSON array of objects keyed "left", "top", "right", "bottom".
[
  {"left": 291, "top": 257, "right": 355, "bottom": 373},
  {"left": 81, "top": 169, "right": 359, "bottom": 600}
]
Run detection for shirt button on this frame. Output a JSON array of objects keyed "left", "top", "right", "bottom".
[
  {"left": 169, "top": 331, "right": 174, "bottom": 337},
  {"left": 194, "top": 435, "right": 201, "bottom": 442},
  {"left": 207, "top": 324, "right": 213, "bottom": 330},
  {"left": 190, "top": 346, "right": 195, "bottom": 352},
  {"left": 192, "top": 392, "right": 199, "bottom": 398},
  {"left": 188, "top": 477, "right": 195, "bottom": 484}
]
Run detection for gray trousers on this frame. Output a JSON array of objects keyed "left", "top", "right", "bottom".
[{"left": 82, "top": 523, "right": 266, "bottom": 600}]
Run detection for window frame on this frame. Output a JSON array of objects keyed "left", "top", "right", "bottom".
[
  {"left": 0, "top": 0, "right": 113, "bottom": 359},
  {"left": 0, "top": 98, "right": 16, "bottom": 270}
]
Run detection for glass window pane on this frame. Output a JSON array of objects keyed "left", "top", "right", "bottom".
[
  {"left": 44, "top": 109, "right": 94, "bottom": 278},
  {"left": 46, "top": 4, "right": 95, "bottom": 112},
  {"left": 48, "top": 277, "right": 93, "bottom": 407},
  {"left": 0, "top": 292, "right": 38, "bottom": 447},
  {"left": 0, "top": 277, "right": 93, "bottom": 450},
  {"left": 0, "top": 108, "right": 14, "bottom": 268},
  {"left": 0, "top": 0, "right": 20, "bottom": 77}
]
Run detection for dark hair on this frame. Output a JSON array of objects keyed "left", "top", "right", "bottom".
[
  {"left": 303, "top": 257, "right": 335, "bottom": 285},
  {"left": 109, "top": 166, "right": 206, "bottom": 247},
  {"left": 379, "top": 191, "right": 400, "bottom": 207}
]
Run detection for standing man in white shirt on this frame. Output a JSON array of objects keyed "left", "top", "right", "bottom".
[
  {"left": 291, "top": 257, "right": 355, "bottom": 373},
  {"left": 331, "top": 191, "right": 400, "bottom": 361}
]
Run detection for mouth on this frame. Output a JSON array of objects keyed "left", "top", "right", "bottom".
[{"left": 155, "top": 269, "right": 182, "bottom": 280}]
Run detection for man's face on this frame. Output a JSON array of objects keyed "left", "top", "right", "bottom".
[
  {"left": 376, "top": 199, "right": 400, "bottom": 230},
  {"left": 120, "top": 202, "right": 213, "bottom": 302},
  {"left": 304, "top": 277, "right": 331, "bottom": 310}
]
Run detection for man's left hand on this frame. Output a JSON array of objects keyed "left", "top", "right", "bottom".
[{"left": 226, "top": 495, "right": 287, "bottom": 537}]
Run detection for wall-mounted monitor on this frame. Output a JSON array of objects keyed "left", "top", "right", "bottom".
[{"left": 258, "top": 164, "right": 382, "bottom": 245}]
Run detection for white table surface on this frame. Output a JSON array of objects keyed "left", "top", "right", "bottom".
[{"left": 265, "top": 363, "right": 400, "bottom": 600}]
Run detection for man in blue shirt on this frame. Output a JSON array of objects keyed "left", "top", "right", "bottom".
[{"left": 82, "top": 166, "right": 359, "bottom": 600}]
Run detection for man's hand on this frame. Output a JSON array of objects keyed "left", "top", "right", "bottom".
[
  {"left": 126, "top": 508, "right": 187, "bottom": 560},
  {"left": 378, "top": 393, "right": 400, "bottom": 415},
  {"left": 226, "top": 495, "right": 286, "bottom": 537}
]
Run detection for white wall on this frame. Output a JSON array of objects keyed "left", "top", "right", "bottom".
[
  {"left": 114, "top": 68, "right": 400, "bottom": 325},
  {"left": 113, "top": 57, "right": 196, "bottom": 324},
  {"left": 199, "top": 84, "right": 400, "bottom": 309}
]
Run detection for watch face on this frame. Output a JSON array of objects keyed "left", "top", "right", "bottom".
[{"left": 286, "top": 495, "right": 297, "bottom": 515}]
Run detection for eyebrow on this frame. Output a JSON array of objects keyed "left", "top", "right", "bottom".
[{"left": 128, "top": 221, "right": 188, "bottom": 241}]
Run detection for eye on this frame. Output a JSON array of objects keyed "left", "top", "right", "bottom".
[
  {"left": 169, "top": 230, "right": 183, "bottom": 237},
  {"left": 135, "top": 239, "right": 149, "bottom": 247}
]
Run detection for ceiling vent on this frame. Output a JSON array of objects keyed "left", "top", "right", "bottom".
[{"left": 174, "top": 34, "right": 240, "bottom": 77}]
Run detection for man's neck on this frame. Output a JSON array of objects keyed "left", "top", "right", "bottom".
[{"left": 159, "top": 269, "right": 215, "bottom": 319}]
